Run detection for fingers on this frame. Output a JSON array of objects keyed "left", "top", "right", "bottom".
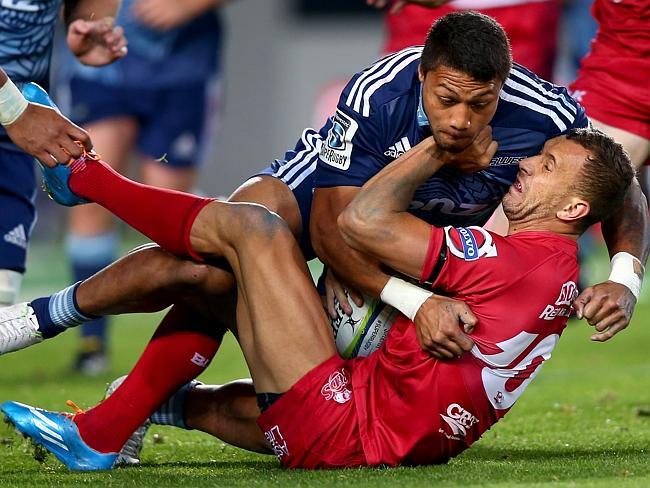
[
  {"left": 486, "top": 140, "right": 498, "bottom": 160},
  {"left": 69, "top": 127, "right": 93, "bottom": 152},
  {"left": 581, "top": 293, "right": 616, "bottom": 325},
  {"left": 348, "top": 288, "right": 365, "bottom": 307},
  {"left": 334, "top": 285, "right": 353, "bottom": 316},
  {"left": 573, "top": 288, "right": 593, "bottom": 320},
  {"left": 592, "top": 309, "right": 627, "bottom": 332},
  {"left": 590, "top": 319, "right": 629, "bottom": 342},
  {"left": 325, "top": 283, "right": 337, "bottom": 320}
]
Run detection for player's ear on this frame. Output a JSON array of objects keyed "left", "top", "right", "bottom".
[
  {"left": 556, "top": 197, "right": 590, "bottom": 223},
  {"left": 418, "top": 64, "right": 425, "bottom": 83}
]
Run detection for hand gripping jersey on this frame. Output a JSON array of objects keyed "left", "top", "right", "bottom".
[
  {"left": 314, "top": 47, "right": 588, "bottom": 228},
  {"left": 257, "top": 226, "right": 579, "bottom": 468}
]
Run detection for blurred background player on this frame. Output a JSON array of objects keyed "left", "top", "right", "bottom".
[
  {"left": 0, "top": 2, "right": 125, "bottom": 306},
  {"left": 368, "top": 0, "right": 560, "bottom": 80},
  {"left": 569, "top": 0, "right": 649, "bottom": 170},
  {"left": 54, "top": 0, "right": 227, "bottom": 374}
]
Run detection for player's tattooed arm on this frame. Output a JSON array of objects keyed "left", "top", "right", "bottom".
[
  {"left": 339, "top": 132, "right": 494, "bottom": 358},
  {"left": 575, "top": 179, "right": 649, "bottom": 341}
]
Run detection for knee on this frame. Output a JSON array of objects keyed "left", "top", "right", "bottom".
[{"left": 235, "top": 204, "right": 293, "bottom": 244}]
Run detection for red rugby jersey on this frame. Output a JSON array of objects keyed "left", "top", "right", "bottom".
[{"left": 351, "top": 226, "right": 579, "bottom": 466}]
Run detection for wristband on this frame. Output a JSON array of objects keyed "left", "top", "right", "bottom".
[
  {"left": 0, "top": 78, "right": 28, "bottom": 126},
  {"left": 608, "top": 252, "right": 644, "bottom": 301},
  {"left": 380, "top": 276, "right": 433, "bottom": 321}
]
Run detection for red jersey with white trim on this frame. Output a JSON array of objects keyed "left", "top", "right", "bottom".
[{"left": 351, "top": 227, "right": 579, "bottom": 466}]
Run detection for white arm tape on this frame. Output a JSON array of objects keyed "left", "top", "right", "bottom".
[
  {"left": 0, "top": 78, "right": 28, "bottom": 126},
  {"left": 380, "top": 276, "right": 433, "bottom": 322},
  {"left": 608, "top": 252, "right": 644, "bottom": 301}
]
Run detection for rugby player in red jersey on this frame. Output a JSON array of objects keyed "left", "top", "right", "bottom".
[
  {"left": 570, "top": 0, "right": 650, "bottom": 169},
  {"left": 0, "top": 128, "right": 636, "bottom": 469}
]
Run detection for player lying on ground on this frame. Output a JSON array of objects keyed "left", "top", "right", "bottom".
[
  {"left": 1, "top": 128, "right": 636, "bottom": 470},
  {"left": 3, "top": 11, "right": 645, "bottom": 366}
]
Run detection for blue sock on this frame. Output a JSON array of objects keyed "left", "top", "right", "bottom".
[
  {"left": 66, "top": 233, "right": 117, "bottom": 349},
  {"left": 30, "top": 282, "right": 96, "bottom": 339},
  {"left": 150, "top": 380, "right": 202, "bottom": 430}
]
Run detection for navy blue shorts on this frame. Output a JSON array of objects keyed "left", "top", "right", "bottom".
[
  {"left": 255, "top": 129, "right": 321, "bottom": 261},
  {"left": 0, "top": 145, "right": 36, "bottom": 273},
  {"left": 68, "top": 77, "right": 213, "bottom": 168}
]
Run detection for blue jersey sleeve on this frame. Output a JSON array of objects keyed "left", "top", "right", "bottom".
[{"left": 315, "top": 75, "right": 388, "bottom": 188}]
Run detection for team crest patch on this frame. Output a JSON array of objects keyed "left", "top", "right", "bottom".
[
  {"left": 320, "top": 110, "right": 358, "bottom": 170},
  {"left": 264, "top": 425, "right": 289, "bottom": 459},
  {"left": 321, "top": 368, "right": 352, "bottom": 404}
]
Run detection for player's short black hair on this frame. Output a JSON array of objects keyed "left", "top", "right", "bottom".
[
  {"left": 567, "top": 128, "right": 635, "bottom": 229},
  {"left": 421, "top": 11, "right": 512, "bottom": 82}
]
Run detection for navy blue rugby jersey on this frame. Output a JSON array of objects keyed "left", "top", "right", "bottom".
[
  {"left": 0, "top": 0, "right": 62, "bottom": 87},
  {"left": 0, "top": 0, "right": 62, "bottom": 151},
  {"left": 314, "top": 46, "right": 589, "bottom": 227}
]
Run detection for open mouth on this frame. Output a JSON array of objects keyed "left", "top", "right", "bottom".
[{"left": 513, "top": 179, "right": 523, "bottom": 193}]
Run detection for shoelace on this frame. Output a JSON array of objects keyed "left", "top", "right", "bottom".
[
  {"left": 64, "top": 399, "right": 85, "bottom": 425},
  {"left": 64, "top": 140, "right": 101, "bottom": 166}
]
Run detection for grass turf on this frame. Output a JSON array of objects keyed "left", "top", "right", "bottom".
[{"left": 0, "top": 242, "right": 649, "bottom": 486}]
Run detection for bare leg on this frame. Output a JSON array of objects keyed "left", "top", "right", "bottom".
[
  {"left": 591, "top": 118, "right": 650, "bottom": 169},
  {"left": 184, "top": 380, "right": 270, "bottom": 454},
  {"left": 193, "top": 201, "right": 336, "bottom": 393},
  {"left": 75, "top": 245, "right": 233, "bottom": 317}
]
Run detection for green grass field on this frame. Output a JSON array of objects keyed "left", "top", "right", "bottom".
[{"left": 1, "top": 242, "right": 649, "bottom": 487}]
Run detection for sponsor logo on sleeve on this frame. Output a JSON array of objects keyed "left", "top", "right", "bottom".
[
  {"left": 439, "top": 403, "right": 479, "bottom": 441},
  {"left": 445, "top": 226, "right": 498, "bottom": 261},
  {"left": 320, "top": 368, "right": 352, "bottom": 404},
  {"left": 384, "top": 136, "right": 412, "bottom": 158},
  {"left": 539, "top": 280, "right": 577, "bottom": 320},
  {"left": 320, "top": 110, "right": 359, "bottom": 170},
  {"left": 264, "top": 425, "right": 289, "bottom": 459}
]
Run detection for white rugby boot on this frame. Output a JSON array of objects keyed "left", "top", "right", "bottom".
[
  {"left": 0, "top": 302, "right": 42, "bottom": 355},
  {"left": 104, "top": 375, "right": 151, "bottom": 466}
]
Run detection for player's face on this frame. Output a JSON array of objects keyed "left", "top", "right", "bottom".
[
  {"left": 502, "top": 137, "right": 590, "bottom": 225},
  {"left": 419, "top": 64, "right": 501, "bottom": 153}
]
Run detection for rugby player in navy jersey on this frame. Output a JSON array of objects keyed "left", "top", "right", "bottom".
[
  {"left": 0, "top": 1, "right": 126, "bottom": 306},
  {"left": 1, "top": 11, "right": 647, "bottom": 361}
]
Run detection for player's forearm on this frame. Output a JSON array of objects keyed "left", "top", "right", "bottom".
[
  {"left": 602, "top": 179, "right": 650, "bottom": 265},
  {"left": 339, "top": 138, "right": 442, "bottom": 253},
  {"left": 312, "top": 216, "right": 390, "bottom": 297},
  {"left": 64, "top": 0, "right": 121, "bottom": 24},
  {"left": 0, "top": 68, "right": 8, "bottom": 87}
]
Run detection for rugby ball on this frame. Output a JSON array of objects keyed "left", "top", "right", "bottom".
[{"left": 331, "top": 293, "right": 399, "bottom": 359}]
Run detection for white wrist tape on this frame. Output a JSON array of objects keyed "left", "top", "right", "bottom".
[
  {"left": 0, "top": 78, "right": 28, "bottom": 126},
  {"left": 380, "top": 276, "right": 433, "bottom": 322},
  {"left": 608, "top": 252, "right": 644, "bottom": 301}
]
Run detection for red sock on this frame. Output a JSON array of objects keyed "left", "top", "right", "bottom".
[
  {"left": 73, "top": 305, "right": 221, "bottom": 453},
  {"left": 68, "top": 158, "right": 212, "bottom": 260}
]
